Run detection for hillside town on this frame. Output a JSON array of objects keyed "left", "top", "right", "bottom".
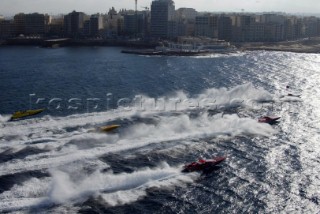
[{"left": 1, "top": 0, "right": 320, "bottom": 49}]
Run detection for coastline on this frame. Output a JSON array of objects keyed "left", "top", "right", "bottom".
[
  {"left": 237, "top": 37, "right": 320, "bottom": 54},
  {"left": 0, "top": 38, "right": 158, "bottom": 49},
  {"left": 1, "top": 37, "right": 320, "bottom": 54}
]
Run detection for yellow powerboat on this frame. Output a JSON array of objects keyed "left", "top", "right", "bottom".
[
  {"left": 99, "top": 124, "right": 120, "bottom": 133},
  {"left": 10, "top": 108, "right": 45, "bottom": 121}
]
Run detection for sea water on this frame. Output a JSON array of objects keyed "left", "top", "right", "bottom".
[{"left": 0, "top": 46, "right": 320, "bottom": 213}]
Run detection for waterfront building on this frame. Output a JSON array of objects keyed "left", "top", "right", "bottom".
[
  {"left": 218, "top": 15, "right": 232, "bottom": 41},
  {"left": 176, "top": 8, "right": 197, "bottom": 21},
  {"left": 175, "top": 8, "right": 197, "bottom": 37},
  {"left": 122, "top": 8, "right": 151, "bottom": 38},
  {"left": 64, "top": 11, "right": 88, "bottom": 38},
  {"left": 263, "top": 22, "right": 284, "bottom": 41},
  {"left": 195, "top": 14, "right": 235, "bottom": 40},
  {"left": 2, "top": 10, "right": 320, "bottom": 42},
  {"left": 104, "top": 8, "right": 123, "bottom": 37},
  {"left": 318, "top": 19, "right": 320, "bottom": 36},
  {"left": 142, "top": 10, "right": 151, "bottom": 38},
  {"left": 195, "top": 15, "right": 218, "bottom": 38},
  {"left": 25, "top": 13, "right": 46, "bottom": 36},
  {"left": 295, "top": 18, "right": 305, "bottom": 38},
  {"left": 195, "top": 15, "right": 210, "bottom": 37},
  {"left": 231, "top": 15, "right": 256, "bottom": 42},
  {"left": 185, "top": 21, "right": 195, "bottom": 37},
  {"left": 259, "top": 14, "right": 286, "bottom": 24},
  {"left": 256, "top": 13, "right": 285, "bottom": 42},
  {"left": 83, "top": 20, "right": 90, "bottom": 36},
  {"left": 175, "top": 8, "right": 195, "bottom": 37},
  {"left": 13, "top": 13, "right": 47, "bottom": 36},
  {"left": 0, "top": 20, "right": 15, "bottom": 38},
  {"left": 167, "top": 20, "right": 177, "bottom": 38},
  {"left": 150, "top": 0, "right": 176, "bottom": 39},
  {"left": 123, "top": 13, "right": 136, "bottom": 35},
  {"left": 175, "top": 19, "right": 187, "bottom": 36},
  {"left": 90, "top": 14, "right": 104, "bottom": 37},
  {"left": 304, "top": 16, "right": 320, "bottom": 37},
  {"left": 284, "top": 16, "right": 306, "bottom": 40},
  {"left": 47, "top": 16, "right": 64, "bottom": 37},
  {"left": 284, "top": 18, "right": 294, "bottom": 40},
  {"left": 241, "top": 15, "right": 256, "bottom": 42},
  {"left": 252, "top": 22, "right": 265, "bottom": 42},
  {"left": 123, "top": 13, "right": 145, "bottom": 36},
  {"left": 209, "top": 15, "right": 219, "bottom": 38},
  {"left": 14, "top": 13, "right": 26, "bottom": 35}
]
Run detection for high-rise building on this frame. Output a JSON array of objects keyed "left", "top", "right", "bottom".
[
  {"left": 259, "top": 13, "right": 285, "bottom": 25},
  {"left": 25, "top": 13, "right": 46, "bottom": 35},
  {"left": 90, "top": 14, "right": 104, "bottom": 36},
  {"left": 64, "top": 11, "right": 88, "bottom": 37},
  {"left": 104, "top": 8, "right": 123, "bottom": 37},
  {"left": 47, "top": 16, "right": 64, "bottom": 37},
  {"left": 195, "top": 15, "right": 218, "bottom": 38},
  {"left": 284, "top": 17, "right": 296, "bottom": 40},
  {"left": 195, "top": 15, "right": 210, "bottom": 37},
  {"left": 256, "top": 13, "right": 285, "bottom": 42},
  {"left": 218, "top": 15, "right": 232, "bottom": 41},
  {"left": 304, "top": 16, "right": 320, "bottom": 37},
  {"left": 175, "top": 8, "right": 197, "bottom": 37},
  {"left": 232, "top": 15, "right": 256, "bottom": 42},
  {"left": 150, "top": 0, "right": 175, "bottom": 38},
  {"left": 209, "top": 15, "right": 219, "bottom": 38},
  {"left": 195, "top": 14, "right": 232, "bottom": 39},
  {"left": 176, "top": 8, "right": 197, "bottom": 21},
  {"left": 14, "top": 13, "right": 26, "bottom": 35},
  {"left": 124, "top": 13, "right": 145, "bottom": 36},
  {"left": 142, "top": 10, "right": 151, "bottom": 38},
  {"left": 13, "top": 13, "right": 47, "bottom": 36},
  {"left": 0, "top": 20, "right": 15, "bottom": 38},
  {"left": 263, "top": 22, "right": 284, "bottom": 41}
]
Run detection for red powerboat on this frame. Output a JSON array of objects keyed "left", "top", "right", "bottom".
[
  {"left": 258, "top": 116, "right": 281, "bottom": 124},
  {"left": 182, "top": 156, "right": 226, "bottom": 173}
]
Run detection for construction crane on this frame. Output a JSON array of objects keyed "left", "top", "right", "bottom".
[
  {"left": 135, "top": 0, "right": 138, "bottom": 37},
  {"left": 135, "top": 0, "right": 138, "bottom": 13}
]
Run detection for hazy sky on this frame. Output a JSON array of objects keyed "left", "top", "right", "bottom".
[{"left": 1, "top": 0, "right": 319, "bottom": 16}]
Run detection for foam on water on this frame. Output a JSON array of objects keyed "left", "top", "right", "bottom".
[
  {"left": 0, "top": 163, "right": 197, "bottom": 212},
  {"left": 0, "top": 112, "right": 275, "bottom": 177},
  {"left": 48, "top": 162, "right": 196, "bottom": 206},
  {"left": 0, "top": 83, "right": 277, "bottom": 211},
  {"left": 0, "top": 83, "right": 272, "bottom": 139}
]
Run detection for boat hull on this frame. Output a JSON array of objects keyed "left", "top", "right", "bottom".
[
  {"left": 258, "top": 116, "right": 280, "bottom": 124},
  {"left": 182, "top": 157, "right": 226, "bottom": 172},
  {"left": 10, "top": 109, "right": 45, "bottom": 121},
  {"left": 99, "top": 125, "right": 120, "bottom": 132}
]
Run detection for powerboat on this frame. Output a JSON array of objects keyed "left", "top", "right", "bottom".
[
  {"left": 182, "top": 156, "right": 226, "bottom": 173},
  {"left": 258, "top": 116, "right": 280, "bottom": 124},
  {"left": 99, "top": 124, "right": 120, "bottom": 132},
  {"left": 10, "top": 108, "right": 45, "bottom": 121}
]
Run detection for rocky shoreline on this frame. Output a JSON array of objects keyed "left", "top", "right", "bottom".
[
  {"left": 1, "top": 37, "right": 320, "bottom": 54},
  {"left": 0, "top": 38, "right": 158, "bottom": 48},
  {"left": 237, "top": 37, "right": 320, "bottom": 53}
]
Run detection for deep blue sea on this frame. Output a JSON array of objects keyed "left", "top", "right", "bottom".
[{"left": 0, "top": 46, "right": 320, "bottom": 213}]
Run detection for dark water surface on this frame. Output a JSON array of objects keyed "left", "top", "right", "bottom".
[{"left": 0, "top": 46, "right": 320, "bottom": 213}]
